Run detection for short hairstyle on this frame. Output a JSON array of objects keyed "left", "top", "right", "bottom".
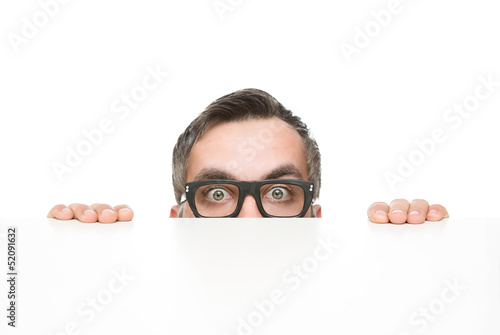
[{"left": 172, "top": 88, "right": 321, "bottom": 205}]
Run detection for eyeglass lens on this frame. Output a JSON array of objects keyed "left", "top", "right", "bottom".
[{"left": 193, "top": 182, "right": 305, "bottom": 217}]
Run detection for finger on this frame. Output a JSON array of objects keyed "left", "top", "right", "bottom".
[
  {"left": 367, "top": 202, "right": 390, "bottom": 223},
  {"left": 114, "top": 204, "right": 134, "bottom": 221},
  {"left": 90, "top": 203, "right": 118, "bottom": 224},
  {"left": 68, "top": 203, "right": 98, "bottom": 223},
  {"left": 47, "top": 204, "right": 74, "bottom": 220},
  {"left": 426, "top": 204, "right": 449, "bottom": 221},
  {"left": 407, "top": 199, "right": 429, "bottom": 224},
  {"left": 388, "top": 199, "right": 410, "bottom": 224}
]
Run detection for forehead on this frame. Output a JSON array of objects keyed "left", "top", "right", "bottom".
[{"left": 186, "top": 117, "right": 308, "bottom": 182}]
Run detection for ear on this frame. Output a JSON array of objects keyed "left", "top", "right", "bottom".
[
  {"left": 169, "top": 205, "right": 180, "bottom": 218},
  {"left": 313, "top": 204, "right": 322, "bottom": 218}
]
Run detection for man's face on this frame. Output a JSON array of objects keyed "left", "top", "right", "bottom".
[{"left": 170, "top": 117, "right": 321, "bottom": 218}]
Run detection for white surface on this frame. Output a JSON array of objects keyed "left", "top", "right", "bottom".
[{"left": 1, "top": 218, "right": 499, "bottom": 334}]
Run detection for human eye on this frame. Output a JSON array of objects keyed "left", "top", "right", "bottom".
[
  {"left": 201, "top": 186, "right": 233, "bottom": 204},
  {"left": 262, "top": 185, "right": 294, "bottom": 202}
]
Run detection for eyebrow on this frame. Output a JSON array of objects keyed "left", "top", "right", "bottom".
[
  {"left": 193, "top": 169, "right": 238, "bottom": 181},
  {"left": 193, "top": 164, "right": 303, "bottom": 182},
  {"left": 261, "top": 164, "right": 303, "bottom": 180}
]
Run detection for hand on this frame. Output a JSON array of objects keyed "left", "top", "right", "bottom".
[
  {"left": 367, "top": 199, "right": 448, "bottom": 224},
  {"left": 47, "top": 203, "right": 134, "bottom": 223}
]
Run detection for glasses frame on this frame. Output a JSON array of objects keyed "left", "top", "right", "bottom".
[{"left": 183, "top": 179, "right": 314, "bottom": 218}]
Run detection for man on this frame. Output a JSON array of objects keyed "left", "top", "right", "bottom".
[{"left": 48, "top": 89, "right": 448, "bottom": 223}]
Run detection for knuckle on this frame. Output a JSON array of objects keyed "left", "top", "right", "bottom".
[
  {"left": 390, "top": 198, "right": 409, "bottom": 205},
  {"left": 70, "top": 203, "right": 87, "bottom": 210}
]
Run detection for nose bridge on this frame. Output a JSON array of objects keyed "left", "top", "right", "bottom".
[{"left": 237, "top": 190, "right": 263, "bottom": 218}]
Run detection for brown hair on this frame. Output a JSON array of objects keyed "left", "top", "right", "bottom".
[{"left": 172, "top": 88, "right": 321, "bottom": 205}]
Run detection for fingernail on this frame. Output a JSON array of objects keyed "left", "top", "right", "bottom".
[
  {"left": 119, "top": 208, "right": 131, "bottom": 214},
  {"left": 62, "top": 207, "right": 72, "bottom": 213},
  {"left": 102, "top": 209, "right": 114, "bottom": 215},
  {"left": 391, "top": 210, "right": 404, "bottom": 214},
  {"left": 83, "top": 209, "right": 96, "bottom": 216},
  {"left": 409, "top": 211, "right": 419, "bottom": 216},
  {"left": 375, "top": 210, "right": 387, "bottom": 216},
  {"left": 428, "top": 209, "right": 437, "bottom": 215}
]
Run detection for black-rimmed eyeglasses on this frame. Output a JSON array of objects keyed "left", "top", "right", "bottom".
[{"left": 182, "top": 179, "right": 314, "bottom": 218}]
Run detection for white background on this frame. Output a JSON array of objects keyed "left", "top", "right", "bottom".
[{"left": 0, "top": 0, "right": 499, "bottom": 220}]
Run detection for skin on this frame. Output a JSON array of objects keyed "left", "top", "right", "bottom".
[
  {"left": 367, "top": 199, "right": 448, "bottom": 224},
  {"left": 48, "top": 117, "right": 448, "bottom": 223}
]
